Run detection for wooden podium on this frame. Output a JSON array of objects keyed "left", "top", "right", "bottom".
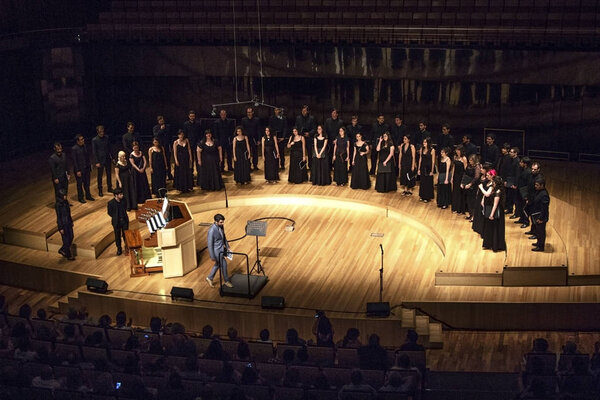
[{"left": 135, "top": 199, "right": 197, "bottom": 278}]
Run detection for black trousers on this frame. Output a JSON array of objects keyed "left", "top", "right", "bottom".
[
  {"left": 75, "top": 169, "right": 91, "bottom": 200},
  {"left": 249, "top": 137, "right": 259, "bottom": 168},
  {"left": 53, "top": 176, "right": 68, "bottom": 199},
  {"left": 59, "top": 225, "right": 74, "bottom": 257},
  {"left": 369, "top": 147, "right": 378, "bottom": 174},
  {"left": 96, "top": 159, "right": 113, "bottom": 191},
  {"left": 505, "top": 186, "right": 516, "bottom": 213},
  {"left": 277, "top": 139, "right": 286, "bottom": 169},
  {"left": 221, "top": 139, "right": 234, "bottom": 171},
  {"left": 532, "top": 221, "right": 547, "bottom": 249},
  {"left": 113, "top": 221, "right": 129, "bottom": 251}
]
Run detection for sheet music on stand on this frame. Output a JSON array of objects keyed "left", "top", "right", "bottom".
[{"left": 246, "top": 220, "right": 267, "bottom": 237}]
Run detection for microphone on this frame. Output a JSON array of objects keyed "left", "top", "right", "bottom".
[{"left": 380, "top": 244, "right": 384, "bottom": 255}]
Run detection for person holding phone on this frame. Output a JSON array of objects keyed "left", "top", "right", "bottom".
[{"left": 206, "top": 213, "right": 233, "bottom": 288}]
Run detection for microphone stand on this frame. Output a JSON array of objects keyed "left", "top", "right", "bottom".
[{"left": 379, "top": 244, "right": 384, "bottom": 303}]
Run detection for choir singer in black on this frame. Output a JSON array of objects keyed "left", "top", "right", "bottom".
[{"left": 107, "top": 188, "right": 129, "bottom": 256}]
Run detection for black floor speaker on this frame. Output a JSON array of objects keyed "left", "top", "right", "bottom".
[
  {"left": 170, "top": 286, "right": 194, "bottom": 301},
  {"left": 366, "top": 302, "right": 390, "bottom": 317},
  {"left": 261, "top": 296, "right": 285, "bottom": 309},
  {"left": 86, "top": 278, "right": 108, "bottom": 294}
]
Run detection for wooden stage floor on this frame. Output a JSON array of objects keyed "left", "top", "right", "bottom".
[{"left": 1, "top": 155, "right": 599, "bottom": 339}]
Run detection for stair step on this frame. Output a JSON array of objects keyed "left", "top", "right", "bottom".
[{"left": 429, "top": 322, "right": 443, "bottom": 349}]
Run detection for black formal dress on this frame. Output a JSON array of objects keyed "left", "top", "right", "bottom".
[
  {"left": 351, "top": 143, "right": 370, "bottom": 190},
  {"left": 263, "top": 136, "right": 279, "bottom": 182},
  {"left": 198, "top": 142, "right": 224, "bottom": 190},
  {"left": 419, "top": 150, "right": 434, "bottom": 201},
  {"left": 436, "top": 160, "right": 451, "bottom": 207},
  {"left": 130, "top": 153, "right": 151, "bottom": 204},
  {"left": 333, "top": 137, "right": 349, "bottom": 185},
  {"left": 399, "top": 143, "right": 415, "bottom": 188},
  {"left": 116, "top": 162, "right": 137, "bottom": 211},
  {"left": 288, "top": 139, "right": 308, "bottom": 184},
  {"left": 269, "top": 115, "right": 288, "bottom": 169},
  {"left": 482, "top": 190, "right": 506, "bottom": 251},
  {"left": 152, "top": 124, "right": 172, "bottom": 179},
  {"left": 233, "top": 137, "right": 251, "bottom": 184},
  {"left": 472, "top": 179, "right": 489, "bottom": 237},
  {"left": 149, "top": 148, "right": 167, "bottom": 197},
  {"left": 174, "top": 142, "right": 194, "bottom": 192},
  {"left": 451, "top": 158, "right": 466, "bottom": 213},
  {"left": 311, "top": 137, "right": 331, "bottom": 186},
  {"left": 375, "top": 145, "right": 397, "bottom": 193}
]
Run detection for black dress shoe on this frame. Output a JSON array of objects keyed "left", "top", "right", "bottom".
[
  {"left": 116, "top": 249, "right": 122, "bottom": 256},
  {"left": 98, "top": 191, "right": 103, "bottom": 197},
  {"left": 532, "top": 242, "right": 539, "bottom": 246},
  {"left": 58, "top": 249, "right": 68, "bottom": 258},
  {"left": 528, "top": 235, "right": 537, "bottom": 240},
  {"left": 520, "top": 224, "right": 529, "bottom": 228},
  {"left": 78, "top": 199, "right": 86, "bottom": 204},
  {"left": 509, "top": 215, "right": 519, "bottom": 219},
  {"left": 524, "top": 231, "right": 534, "bottom": 235},
  {"left": 86, "top": 196, "right": 96, "bottom": 201},
  {"left": 531, "top": 247, "right": 544, "bottom": 252}
]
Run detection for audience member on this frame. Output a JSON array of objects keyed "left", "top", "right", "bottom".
[
  {"left": 337, "top": 328, "right": 362, "bottom": 349},
  {"left": 286, "top": 328, "right": 306, "bottom": 346},
  {"left": 257, "top": 328, "right": 272, "bottom": 343},
  {"left": 338, "top": 369, "right": 377, "bottom": 399},
  {"left": 31, "top": 365, "right": 62, "bottom": 390},
  {"left": 312, "top": 310, "right": 335, "bottom": 347},
  {"left": 399, "top": 329, "right": 425, "bottom": 351},
  {"left": 357, "top": 334, "right": 388, "bottom": 370}
]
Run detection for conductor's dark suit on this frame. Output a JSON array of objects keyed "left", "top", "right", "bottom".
[
  {"left": 207, "top": 222, "right": 230, "bottom": 282},
  {"left": 107, "top": 197, "right": 129, "bottom": 253}
]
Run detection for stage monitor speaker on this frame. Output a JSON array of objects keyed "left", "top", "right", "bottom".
[
  {"left": 366, "top": 302, "right": 390, "bottom": 317},
  {"left": 86, "top": 278, "right": 108, "bottom": 294},
  {"left": 170, "top": 286, "right": 194, "bottom": 301},
  {"left": 261, "top": 296, "right": 285, "bottom": 309}
]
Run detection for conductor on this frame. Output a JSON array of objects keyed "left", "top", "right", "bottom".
[{"left": 206, "top": 213, "right": 234, "bottom": 288}]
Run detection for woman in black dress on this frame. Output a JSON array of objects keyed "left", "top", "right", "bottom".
[
  {"left": 129, "top": 141, "right": 151, "bottom": 204},
  {"left": 451, "top": 145, "right": 467, "bottom": 214},
  {"left": 196, "top": 129, "right": 224, "bottom": 191},
  {"left": 417, "top": 137, "right": 435, "bottom": 202},
  {"left": 351, "top": 132, "right": 370, "bottom": 190},
  {"left": 398, "top": 134, "right": 416, "bottom": 195},
  {"left": 436, "top": 147, "right": 452, "bottom": 209},
  {"left": 462, "top": 154, "right": 481, "bottom": 222},
  {"left": 473, "top": 164, "right": 493, "bottom": 237},
  {"left": 481, "top": 175, "right": 506, "bottom": 252},
  {"left": 311, "top": 125, "right": 331, "bottom": 186},
  {"left": 148, "top": 138, "right": 167, "bottom": 197},
  {"left": 375, "top": 132, "right": 397, "bottom": 193},
  {"left": 114, "top": 151, "right": 137, "bottom": 211},
  {"left": 233, "top": 126, "right": 251, "bottom": 185},
  {"left": 261, "top": 127, "right": 280, "bottom": 184},
  {"left": 173, "top": 129, "right": 194, "bottom": 193},
  {"left": 333, "top": 127, "right": 350, "bottom": 186},
  {"left": 287, "top": 127, "right": 308, "bottom": 184}
]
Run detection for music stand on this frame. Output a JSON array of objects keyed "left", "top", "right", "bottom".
[{"left": 246, "top": 220, "right": 267, "bottom": 275}]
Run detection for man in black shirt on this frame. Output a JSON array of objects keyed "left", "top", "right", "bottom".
[
  {"left": 241, "top": 107, "right": 261, "bottom": 170},
  {"left": 92, "top": 125, "right": 112, "bottom": 197},
  {"left": 390, "top": 115, "right": 407, "bottom": 147},
  {"left": 212, "top": 109, "right": 235, "bottom": 172},
  {"left": 505, "top": 147, "right": 520, "bottom": 214},
  {"left": 49, "top": 142, "right": 69, "bottom": 199},
  {"left": 268, "top": 107, "right": 288, "bottom": 169},
  {"left": 55, "top": 189, "right": 74, "bottom": 260},
  {"left": 183, "top": 110, "right": 202, "bottom": 173},
  {"left": 369, "top": 114, "right": 389, "bottom": 175},
  {"left": 437, "top": 123, "right": 455, "bottom": 151},
  {"left": 461, "top": 134, "right": 478, "bottom": 158},
  {"left": 122, "top": 122, "right": 139, "bottom": 155},
  {"left": 72, "top": 134, "right": 94, "bottom": 203},
  {"left": 153, "top": 115, "right": 173, "bottom": 180},
  {"left": 530, "top": 177, "right": 550, "bottom": 252},
  {"left": 107, "top": 188, "right": 129, "bottom": 256},
  {"left": 523, "top": 162, "right": 542, "bottom": 230},
  {"left": 295, "top": 105, "right": 317, "bottom": 168},
  {"left": 514, "top": 157, "right": 532, "bottom": 224},
  {"left": 346, "top": 115, "right": 362, "bottom": 168},
  {"left": 415, "top": 121, "right": 431, "bottom": 150},
  {"left": 324, "top": 108, "right": 344, "bottom": 166},
  {"left": 482, "top": 133, "right": 500, "bottom": 166}
]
